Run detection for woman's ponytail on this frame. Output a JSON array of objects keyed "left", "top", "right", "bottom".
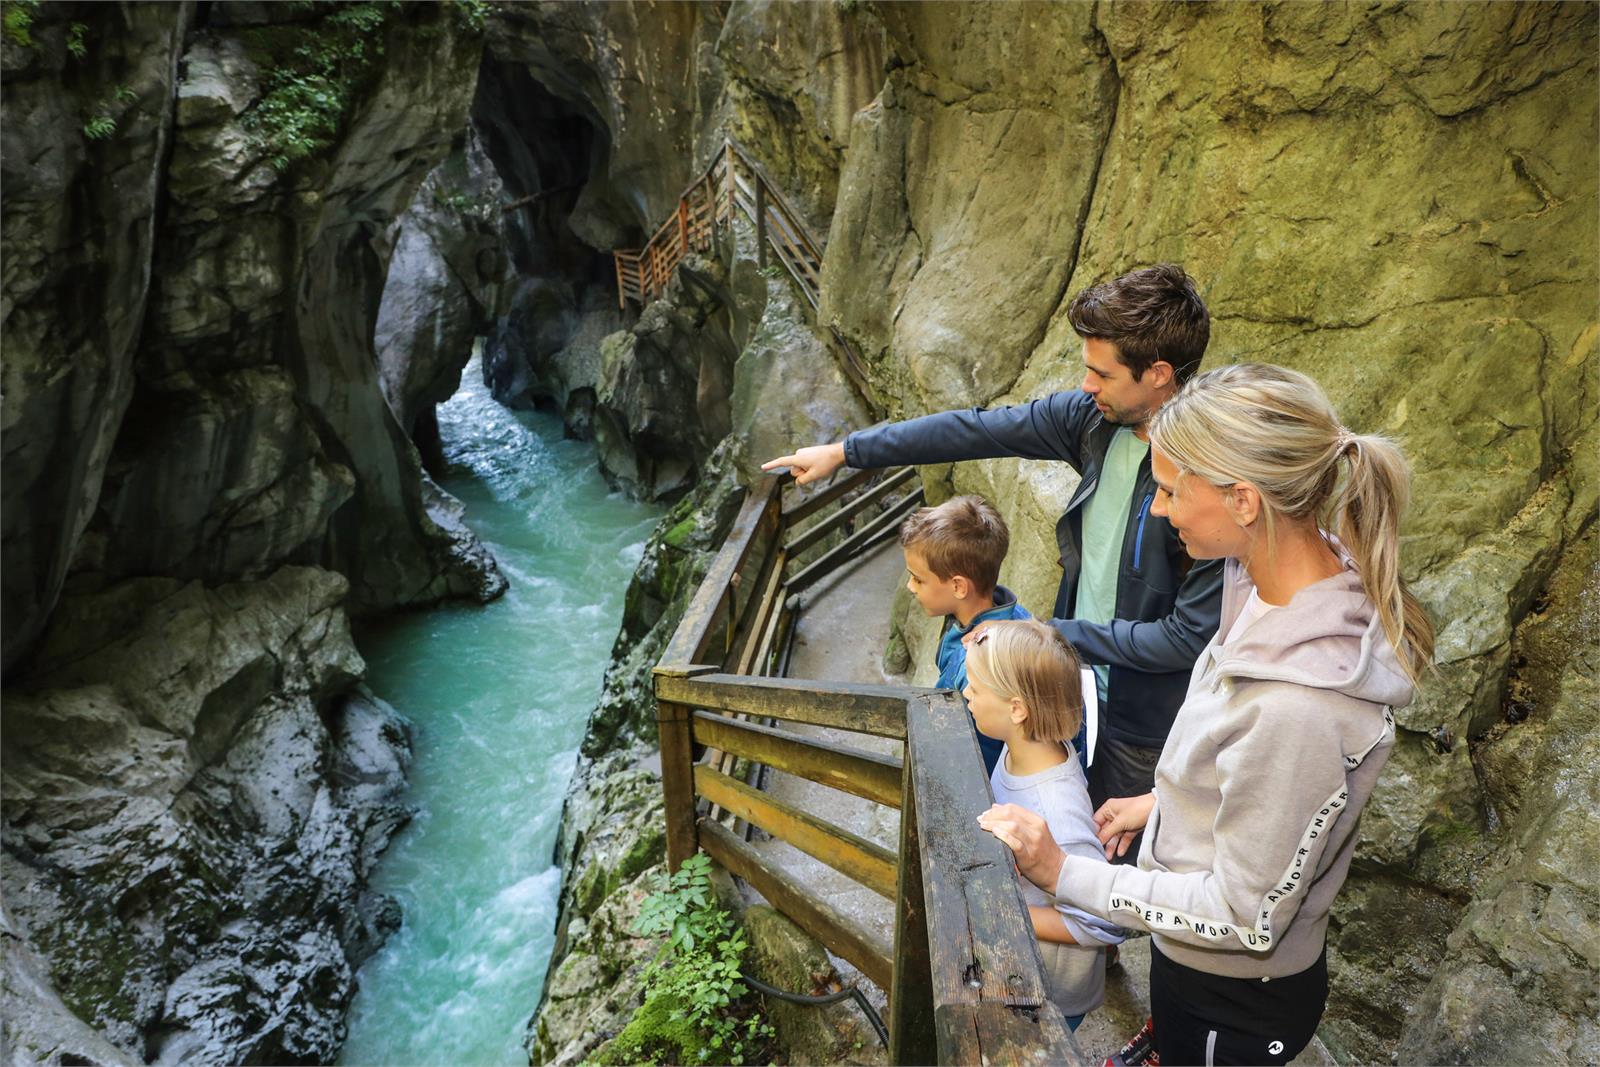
[{"left": 1334, "top": 434, "right": 1435, "bottom": 682}]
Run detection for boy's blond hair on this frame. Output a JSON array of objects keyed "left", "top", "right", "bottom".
[
  {"left": 897, "top": 495, "right": 1009, "bottom": 596},
  {"left": 966, "top": 620, "right": 1083, "bottom": 744}
]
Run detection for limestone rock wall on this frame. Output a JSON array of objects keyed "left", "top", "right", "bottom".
[
  {"left": 1, "top": 2, "right": 503, "bottom": 1059},
  {"left": 1, "top": 567, "right": 414, "bottom": 1063},
  {"left": 3, "top": 2, "right": 504, "bottom": 677},
  {"left": 0, "top": 1, "right": 191, "bottom": 671}
]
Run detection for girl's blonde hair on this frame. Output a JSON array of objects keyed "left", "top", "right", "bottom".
[
  {"left": 1148, "top": 363, "right": 1435, "bottom": 681},
  {"left": 965, "top": 620, "right": 1083, "bottom": 743}
]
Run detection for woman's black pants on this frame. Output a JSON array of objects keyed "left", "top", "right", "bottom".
[{"left": 1148, "top": 942, "right": 1328, "bottom": 1066}]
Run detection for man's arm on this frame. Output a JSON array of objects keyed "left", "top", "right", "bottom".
[
  {"left": 1052, "top": 555, "right": 1224, "bottom": 673},
  {"left": 844, "top": 392, "right": 1097, "bottom": 472}
]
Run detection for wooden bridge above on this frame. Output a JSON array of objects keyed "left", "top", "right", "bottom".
[{"left": 613, "top": 138, "right": 871, "bottom": 398}]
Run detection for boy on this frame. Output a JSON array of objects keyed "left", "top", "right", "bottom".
[
  {"left": 897, "top": 495, "right": 1029, "bottom": 775},
  {"left": 964, "top": 619, "right": 1125, "bottom": 1030}
]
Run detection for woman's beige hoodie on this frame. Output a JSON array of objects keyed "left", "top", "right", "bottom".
[{"left": 1052, "top": 556, "right": 1415, "bottom": 979}]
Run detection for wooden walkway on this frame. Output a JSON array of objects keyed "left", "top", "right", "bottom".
[
  {"left": 653, "top": 472, "right": 1087, "bottom": 1065},
  {"left": 613, "top": 139, "right": 870, "bottom": 397}
]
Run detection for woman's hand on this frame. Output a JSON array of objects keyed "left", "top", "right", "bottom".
[
  {"left": 1094, "top": 792, "right": 1156, "bottom": 860},
  {"left": 978, "top": 804, "right": 1066, "bottom": 892}
]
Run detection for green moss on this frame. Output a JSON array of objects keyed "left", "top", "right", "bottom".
[
  {"left": 662, "top": 514, "right": 699, "bottom": 549},
  {"left": 574, "top": 864, "right": 616, "bottom": 919},
  {"left": 617, "top": 824, "right": 666, "bottom": 883},
  {"left": 589, "top": 991, "right": 703, "bottom": 1066}
]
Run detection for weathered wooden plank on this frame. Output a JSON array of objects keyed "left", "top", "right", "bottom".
[
  {"left": 656, "top": 672, "right": 922, "bottom": 739},
  {"left": 782, "top": 466, "right": 876, "bottom": 524},
  {"left": 906, "top": 692, "right": 1086, "bottom": 1063},
  {"left": 933, "top": 1002, "right": 1086, "bottom": 1067},
  {"left": 700, "top": 819, "right": 893, "bottom": 991},
  {"left": 735, "top": 545, "right": 786, "bottom": 677},
  {"left": 657, "top": 700, "right": 698, "bottom": 872},
  {"left": 729, "top": 141, "right": 826, "bottom": 260},
  {"left": 656, "top": 478, "right": 781, "bottom": 671},
  {"left": 890, "top": 739, "right": 936, "bottom": 1067},
  {"left": 693, "top": 765, "right": 897, "bottom": 900},
  {"left": 784, "top": 488, "right": 924, "bottom": 595},
  {"left": 691, "top": 712, "right": 903, "bottom": 808},
  {"left": 784, "top": 466, "right": 919, "bottom": 557}
]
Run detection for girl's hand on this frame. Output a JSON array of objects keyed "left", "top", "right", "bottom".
[{"left": 1093, "top": 792, "right": 1156, "bottom": 861}]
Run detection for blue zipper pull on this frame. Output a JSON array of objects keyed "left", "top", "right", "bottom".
[{"left": 1132, "top": 492, "right": 1153, "bottom": 569}]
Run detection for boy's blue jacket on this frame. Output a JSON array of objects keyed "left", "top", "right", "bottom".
[
  {"left": 937, "top": 585, "right": 1029, "bottom": 775},
  {"left": 847, "top": 390, "right": 1224, "bottom": 748}
]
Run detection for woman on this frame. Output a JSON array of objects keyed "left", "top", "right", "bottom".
[{"left": 979, "top": 363, "right": 1433, "bottom": 1067}]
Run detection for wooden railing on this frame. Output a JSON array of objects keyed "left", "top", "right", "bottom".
[
  {"left": 614, "top": 139, "right": 871, "bottom": 396},
  {"left": 651, "top": 472, "right": 1085, "bottom": 1065}
]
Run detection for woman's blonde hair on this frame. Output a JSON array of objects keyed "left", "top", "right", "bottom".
[
  {"left": 1148, "top": 362, "right": 1435, "bottom": 681},
  {"left": 965, "top": 620, "right": 1083, "bottom": 743}
]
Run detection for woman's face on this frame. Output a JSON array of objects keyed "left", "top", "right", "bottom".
[{"left": 1150, "top": 446, "right": 1252, "bottom": 560}]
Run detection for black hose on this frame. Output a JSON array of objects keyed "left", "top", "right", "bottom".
[{"left": 742, "top": 973, "right": 889, "bottom": 1048}]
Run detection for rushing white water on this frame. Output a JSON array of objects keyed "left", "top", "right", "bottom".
[{"left": 338, "top": 356, "right": 663, "bottom": 1067}]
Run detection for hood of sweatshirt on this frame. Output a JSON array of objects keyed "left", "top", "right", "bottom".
[{"left": 1209, "top": 558, "right": 1415, "bottom": 710}]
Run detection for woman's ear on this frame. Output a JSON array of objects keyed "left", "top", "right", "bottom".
[{"left": 1228, "top": 481, "right": 1262, "bottom": 528}]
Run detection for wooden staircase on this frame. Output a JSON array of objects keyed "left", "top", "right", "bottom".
[{"left": 612, "top": 139, "right": 870, "bottom": 397}]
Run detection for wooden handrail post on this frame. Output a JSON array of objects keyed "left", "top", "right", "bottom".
[
  {"left": 657, "top": 698, "right": 698, "bottom": 872},
  {"left": 614, "top": 254, "right": 626, "bottom": 311},
  {"left": 678, "top": 197, "right": 689, "bottom": 258},
  {"left": 890, "top": 739, "right": 935, "bottom": 1065},
  {"left": 754, "top": 179, "right": 768, "bottom": 270}
]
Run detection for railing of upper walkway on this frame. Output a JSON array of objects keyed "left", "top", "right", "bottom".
[
  {"left": 613, "top": 138, "right": 872, "bottom": 398},
  {"left": 651, "top": 470, "right": 1085, "bottom": 1065}
]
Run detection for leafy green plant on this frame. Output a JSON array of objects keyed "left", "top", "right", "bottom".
[
  {"left": 81, "top": 114, "right": 115, "bottom": 140},
  {"left": 244, "top": 1, "right": 403, "bottom": 171},
  {"left": 64, "top": 20, "right": 85, "bottom": 59},
  {"left": 449, "top": 0, "right": 491, "bottom": 32},
  {"left": 1, "top": 0, "right": 38, "bottom": 48},
  {"left": 80, "top": 86, "right": 135, "bottom": 141},
  {"left": 596, "top": 853, "right": 775, "bottom": 1065}
]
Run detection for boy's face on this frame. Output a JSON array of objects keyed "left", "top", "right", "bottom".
[
  {"left": 962, "top": 669, "right": 1022, "bottom": 742},
  {"left": 904, "top": 546, "right": 963, "bottom": 618}
]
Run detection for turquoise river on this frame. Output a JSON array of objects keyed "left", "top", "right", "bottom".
[{"left": 338, "top": 357, "right": 664, "bottom": 1066}]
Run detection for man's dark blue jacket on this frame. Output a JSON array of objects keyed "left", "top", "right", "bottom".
[{"left": 845, "top": 390, "right": 1224, "bottom": 748}]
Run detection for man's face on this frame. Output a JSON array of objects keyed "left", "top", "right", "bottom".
[{"left": 1078, "top": 337, "right": 1170, "bottom": 426}]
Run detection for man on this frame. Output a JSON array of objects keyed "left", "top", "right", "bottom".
[{"left": 762, "top": 264, "right": 1222, "bottom": 851}]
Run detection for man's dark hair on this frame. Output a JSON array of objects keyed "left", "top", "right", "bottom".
[{"left": 1066, "top": 264, "right": 1210, "bottom": 384}]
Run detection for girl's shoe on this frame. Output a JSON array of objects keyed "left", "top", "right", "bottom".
[{"left": 1103, "top": 1017, "right": 1157, "bottom": 1067}]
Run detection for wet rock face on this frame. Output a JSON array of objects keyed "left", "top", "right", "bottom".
[
  {"left": 375, "top": 129, "right": 510, "bottom": 449},
  {"left": 1, "top": 568, "right": 413, "bottom": 1064},
  {"left": 1393, "top": 530, "right": 1600, "bottom": 1066},
  {"left": 0, "top": 2, "right": 192, "bottom": 670},
  {"left": 4, "top": 3, "right": 504, "bottom": 662}
]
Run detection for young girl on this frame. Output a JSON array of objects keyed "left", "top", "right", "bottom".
[
  {"left": 963, "top": 619, "right": 1125, "bottom": 1031},
  {"left": 980, "top": 363, "right": 1434, "bottom": 1066}
]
